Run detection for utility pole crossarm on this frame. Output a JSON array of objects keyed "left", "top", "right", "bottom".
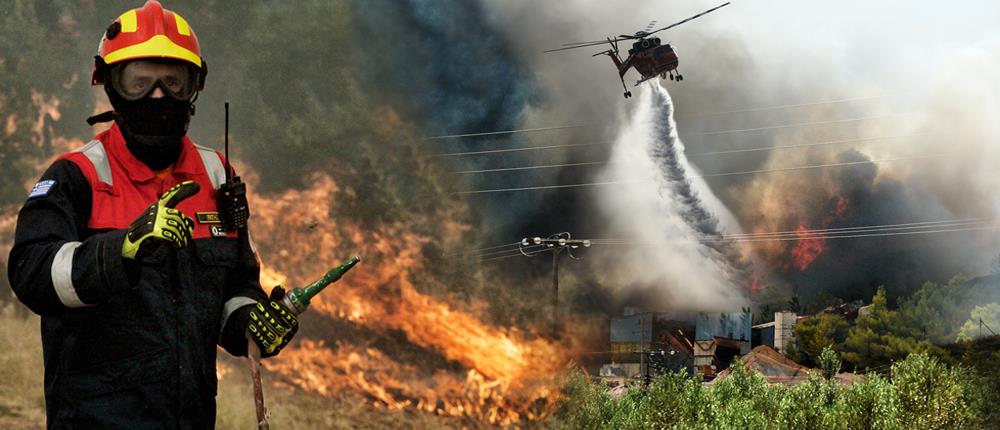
[{"left": 518, "top": 232, "right": 593, "bottom": 338}]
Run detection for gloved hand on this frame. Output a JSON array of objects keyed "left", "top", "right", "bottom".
[
  {"left": 247, "top": 286, "right": 299, "bottom": 357},
  {"left": 122, "top": 180, "right": 200, "bottom": 259}
]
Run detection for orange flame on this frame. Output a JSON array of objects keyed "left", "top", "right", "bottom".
[
  {"left": 247, "top": 173, "right": 567, "bottom": 424},
  {"left": 791, "top": 223, "right": 826, "bottom": 271}
]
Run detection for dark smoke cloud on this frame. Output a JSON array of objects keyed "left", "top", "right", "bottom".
[
  {"left": 350, "top": 0, "right": 538, "bottom": 135},
  {"left": 480, "top": 0, "right": 1000, "bottom": 310},
  {"left": 348, "top": 0, "right": 609, "bottom": 247}
]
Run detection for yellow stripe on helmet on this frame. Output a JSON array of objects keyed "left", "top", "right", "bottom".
[
  {"left": 103, "top": 34, "right": 202, "bottom": 67},
  {"left": 174, "top": 14, "right": 191, "bottom": 36},
  {"left": 120, "top": 9, "right": 138, "bottom": 33}
]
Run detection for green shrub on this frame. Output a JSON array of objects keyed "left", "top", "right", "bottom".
[
  {"left": 551, "top": 351, "right": 982, "bottom": 429},
  {"left": 829, "top": 374, "right": 899, "bottom": 430},
  {"left": 554, "top": 372, "right": 616, "bottom": 429},
  {"left": 891, "top": 353, "right": 974, "bottom": 430}
]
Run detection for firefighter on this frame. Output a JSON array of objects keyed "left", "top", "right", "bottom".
[{"left": 6, "top": 1, "right": 297, "bottom": 427}]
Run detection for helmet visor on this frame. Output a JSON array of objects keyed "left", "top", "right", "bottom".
[{"left": 110, "top": 60, "right": 198, "bottom": 101}]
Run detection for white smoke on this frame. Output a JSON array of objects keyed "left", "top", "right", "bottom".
[{"left": 593, "top": 82, "right": 747, "bottom": 310}]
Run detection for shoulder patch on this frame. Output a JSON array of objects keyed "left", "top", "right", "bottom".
[{"left": 28, "top": 180, "right": 56, "bottom": 199}]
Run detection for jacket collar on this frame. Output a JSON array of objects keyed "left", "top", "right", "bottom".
[{"left": 99, "top": 123, "right": 202, "bottom": 183}]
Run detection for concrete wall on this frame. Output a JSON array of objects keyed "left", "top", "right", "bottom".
[{"left": 774, "top": 311, "right": 797, "bottom": 354}]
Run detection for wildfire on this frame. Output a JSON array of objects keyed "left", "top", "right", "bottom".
[
  {"left": 790, "top": 196, "right": 850, "bottom": 271},
  {"left": 3, "top": 88, "right": 570, "bottom": 425},
  {"left": 247, "top": 173, "right": 567, "bottom": 424},
  {"left": 791, "top": 223, "right": 826, "bottom": 271}
]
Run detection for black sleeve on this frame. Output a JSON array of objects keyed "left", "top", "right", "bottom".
[
  {"left": 6, "top": 160, "right": 134, "bottom": 316},
  {"left": 218, "top": 230, "right": 268, "bottom": 357}
]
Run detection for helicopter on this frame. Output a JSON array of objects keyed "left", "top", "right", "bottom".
[{"left": 545, "top": 2, "right": 730, "bottom": 98}]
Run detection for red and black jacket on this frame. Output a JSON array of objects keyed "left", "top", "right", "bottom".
[{"left": 7, "top": 123, "right": 265, "bottom": 429}]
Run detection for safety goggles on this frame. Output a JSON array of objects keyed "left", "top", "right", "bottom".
[{"left": 109, "top": 60, "right": 198, "bottom": 101}]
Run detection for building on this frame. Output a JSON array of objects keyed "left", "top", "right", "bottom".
[
  {"left": 692, "top": 311, "right": 753, "bottom": 379},
  {"left": 600, "top": 309, "right": 756, "bottom": 384},
  {"left": 708, "top": 345, "right": 858, "bottom": 386},
  {"left": 601, "top": 309, "right": 696, "bottom": 385},
  {"left": 751, "top": 311, "right": 798, "bottom": 354}
]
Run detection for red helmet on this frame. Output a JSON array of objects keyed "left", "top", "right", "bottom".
[{"left": 91, "top": 0, "right": 206, "bottom": 91}]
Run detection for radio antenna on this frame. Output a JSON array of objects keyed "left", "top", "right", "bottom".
[{"left": 224, "top": 102, "right": 232, "bottom": 182}]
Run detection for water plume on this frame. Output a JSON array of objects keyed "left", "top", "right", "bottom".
[{"left": 594, "top": 82, "right": 748, "bottom": 310}]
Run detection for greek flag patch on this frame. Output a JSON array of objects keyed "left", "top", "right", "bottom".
[{"left": 28, "top": 180, "right": 56, "bottom": 199}]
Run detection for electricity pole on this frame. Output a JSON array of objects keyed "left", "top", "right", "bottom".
[{"left": 519, "top": 232, "right": 591, "bottom": 338}]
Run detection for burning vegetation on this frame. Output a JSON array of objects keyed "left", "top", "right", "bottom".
[{"left": 242, "top": 173, "right": 568, "bottom": 424}]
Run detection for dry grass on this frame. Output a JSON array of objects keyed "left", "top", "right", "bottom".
[
  {"left": 0, "top": 305, "right": 46, "bottom": 430},
  {"left": 0, "top": 305, "right": 488, "bottom": 429},
  {"left": 216, "top": 353, "right": 484, "bottom": 430}
]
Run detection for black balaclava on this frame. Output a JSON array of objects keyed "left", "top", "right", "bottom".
[{"left": 105, "top": 84, "right": 193, "bottom": 171}]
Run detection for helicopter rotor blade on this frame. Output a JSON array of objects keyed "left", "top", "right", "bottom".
[
  {"left": 561, "top": 41, "right": 604, "bottom": 46},
  {"left": 548, "top": 2, "right": 729, "bottom": 53},
  {"left": 645, "top": 1, "right": 730, "bottom": 37},
  {"left": 560, "top": 36, "right": 630, "bottom": 47},
  {"left": 546, "top": 37, "right": 631, "bottom": 53}
]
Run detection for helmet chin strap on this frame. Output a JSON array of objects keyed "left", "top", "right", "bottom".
[{"left": 86, "top": 110, "right": 116, "bottom": 125}]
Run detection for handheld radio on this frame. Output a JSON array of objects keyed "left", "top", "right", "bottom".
[{"left": 217, "top": 102, "right": 250, "bottom": 232}]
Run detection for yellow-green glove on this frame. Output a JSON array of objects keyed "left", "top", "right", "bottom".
[
  {"left": 247, "top": 286, "right": 299, "bottom": 358},
  {"left": 122, "top": 180, "right": 200, "bottom": 259}
]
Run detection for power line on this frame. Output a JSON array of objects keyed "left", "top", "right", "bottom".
[
  {"left": 696, "top": 152, "right": 961, "bottom": 179},
  {"left": 422, "top": 124, "right": 588, "bottom": 140},
  {"left": 426, "top": 142, "right": 607, "bottom": 158},
  {"left": 479, "top": 252, "right": 527, "bottom": 263},
  {"left": 459, "top": 243, "right": 557, "bottom": 260},
  {"left": 451, "top": 160, "right": 607, "bottom": 174},
  {"left": 475, "top": 244, "right": 546, "bottom": 259},
  {"left": 456, "top": 179, "right": 642, "bottom": 195},
  {"left": 679, "top": 114, "right": 907, "bottom": 138},
  {"left": 421, "top": 95, "right": 892, "bottom": 142},
  {"left": 706, "top": 218, "right": 996, "bottom": 240},
  {"left": 477, "top": 225, "right": 999, "bottom": 261},
  {"left": 590, "top": 224, "right": 999, "bottom": 246},
  {"left": 443, "top": 241, "right": 520, "bottom": 258},
  {"left": 685, "top": 135, "right": 911, "bottom": 157},
  {"left": 453, "top": 152, "right": 960, "bottom": 195},
  {"left": 429, "top": 126, "right": 910, "bottom": 159},
  {"left": 422, "top": 95, "right": 890, "bottom": 140},
  {"left": 466, "top": 217, "right": 996, "bottom": 260},
  {"left": 590, "top": 218, "right": 1000, "bottom": 243},
  {"left": 674, "top": 95, "right": 887, "bottom": 119},
  {"left": 447, "top": 135, "right": 915, "bottom": 174}
]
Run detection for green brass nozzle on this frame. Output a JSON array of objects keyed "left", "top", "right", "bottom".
[{"left": 280, "top": 255, "right": 361, "bottom": 315}]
